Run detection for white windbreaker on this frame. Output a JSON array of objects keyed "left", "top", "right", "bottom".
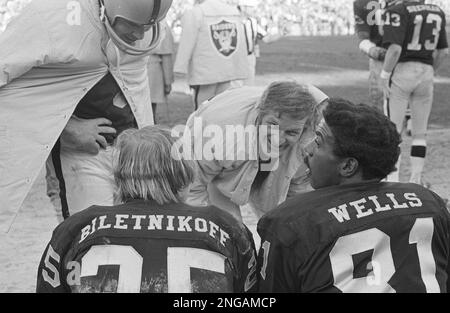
[
  {"left": 0, "top": 0, "right": 154, "bottom": 232},
  {"left": 174, "top": 0, "right": 249, "bottom": 85}
]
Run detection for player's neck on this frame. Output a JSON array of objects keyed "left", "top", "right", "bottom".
[{"left": 339, "top": 175, "right": 380, "bottom": 187}]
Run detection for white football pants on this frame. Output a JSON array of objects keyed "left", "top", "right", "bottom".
[
  {"left": 387, "top": 62, "right": 434, "bottom": 138},
  {"left": 60, "top": 146, "right": 117, "bottom": 215}
]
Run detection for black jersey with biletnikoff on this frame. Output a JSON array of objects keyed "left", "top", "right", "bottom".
[
  {"left": 383, "top": 1, "right": 448, "bottom": 65},
  {"left": 36, "top": 200, "right": 258, "bottom": 293},
  {"left": 257, "top": 181, "right": 450, "bottom": 293}
]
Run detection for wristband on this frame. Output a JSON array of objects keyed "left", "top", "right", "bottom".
[
  {"left": 359, "top": 39, "right": 376, "bottom": 55},
  {"left": 380, "top": 70, "right": 392, "bottom": 80}
]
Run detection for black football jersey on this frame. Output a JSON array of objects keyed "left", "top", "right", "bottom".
[
  {"left": 36, "top": 200, "right": 258, "bottom": 293},
  {"left": 382, "top": 2, "right": 448, "bottom": 65},
  {"left": 257, "top": 182, "right": 450, "bottom": 293},
  {"left": 74, "top": 72, "right": 137, "bottom": 144},
  {"left": 353, "top": 0, "right": 384, "bottom": 46}
]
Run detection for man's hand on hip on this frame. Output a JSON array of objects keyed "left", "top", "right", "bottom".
[{"left": 61, "top": 116, "right": 116, "bottom": 155}]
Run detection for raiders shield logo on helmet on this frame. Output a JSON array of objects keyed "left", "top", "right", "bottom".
[{"left": 210, "top": 20, "right": 238, "bottom": 57}]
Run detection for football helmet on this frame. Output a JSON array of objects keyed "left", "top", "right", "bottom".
[{"left": 100, "top": 0, "right": 173, "bottom": 56}]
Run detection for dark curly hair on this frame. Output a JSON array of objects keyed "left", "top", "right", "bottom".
[{"left": 323, "top": 98, "right": 402, "bottom": 180}]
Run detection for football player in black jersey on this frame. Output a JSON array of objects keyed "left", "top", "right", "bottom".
[
  {"left": 36, "top": 126, "right": 257, "bottom": 293},
  {"left": 257, "top": 98, "right": 450, "bottom": 293},
  {"left": 353, "top": 0, "right": 413, "bottom": 133},
  {"left": 353, "top": 0, "right": 387, "bottom": 112},
  {"left": 381, "top": 0, "right": 448, "bottom": 184}
]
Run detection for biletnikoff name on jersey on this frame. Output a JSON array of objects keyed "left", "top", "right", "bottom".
[
  {"left": 79, "top": 214, "right": 230, "bottom": 247},
  {"left": 328, "top": 192, "right": 423, "bottom": 223}
]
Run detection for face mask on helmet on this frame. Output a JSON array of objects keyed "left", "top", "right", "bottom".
[{"left": 100, "top": 0, "right": 173, "bottom": 56}]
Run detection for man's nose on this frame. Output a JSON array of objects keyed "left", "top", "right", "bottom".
[{"left": 303, "top": 140, "right": 315, "bottom": 157}]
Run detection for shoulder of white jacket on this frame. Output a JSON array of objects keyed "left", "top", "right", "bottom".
[
  {"left": 196, "top": 87, "right": 262, "bottom": 120},
  {"left": 26, "top": 0, "right": 89, "bottom": 14},
  {"left": 222, "top": 85, "right": 265, "bottom": 100},
  {"left": 307, "top": 85, "right": 329, "bottom": 105},
  {"left": 21, "top": 0, "right": 100, "bottom": 30}
]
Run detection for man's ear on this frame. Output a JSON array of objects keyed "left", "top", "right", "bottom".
[{"left": 339, "top": 157, "right": 359, "bottom": 178}]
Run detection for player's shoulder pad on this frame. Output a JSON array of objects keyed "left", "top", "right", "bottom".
[
  {"left": 423, "top": 188, "right": 450, "bottom": 216},
  {"left": 386, "top": 1, "right": 408, "bottom": 14},
  {"left": 353, "top": 0, "right": 371, "bottom": 9},
  {"left": 258, "top": 190, "right": 322, "bottom": 247},
  {"left": 434, "top": 5, "right": 447, "bottom": 17},
  {"left": 50, "top": 205, "right": 111, "bottom": 243},
  {"left": 398, "top": 183, "right": 450, "bottom": 215},
  {"left": 202, "top": 205, "right": 256, "bottom": 254},
  {"left": 353, "top": 0, "right": 371, "bottom": 18}
]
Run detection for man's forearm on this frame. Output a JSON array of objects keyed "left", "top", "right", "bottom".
[
  {"left": 357, "top": 31, "right": 386, "bottom": 61},
  {"left": 379, "top": 44, "right": 402, "bottom": 98},
  {"left": 357, "top": 31, "right": 373, "bottom": 56},
  {"left": 434, "top": 48, "right": 449, "bottom": 72},
  {"left": 382, "top": 44, "right": 402, "bottom": 76}
]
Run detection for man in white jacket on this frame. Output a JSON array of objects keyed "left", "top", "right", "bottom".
[
  {"left": 174, "top": 0, "right": 249, "bottom": 109},
  {"left": 0, "top": 0, "right": 173, "bottom": 232},
  {"left": 181, "top": 82, "right": 329, "bottom": 220}
]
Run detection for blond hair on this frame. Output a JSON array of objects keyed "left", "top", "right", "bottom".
[
  {"left": 258, "top": 81, "right": 317, "bottom": 120},
  {"left": 114, "top": 126, "right": 195, "bottom": 205}
]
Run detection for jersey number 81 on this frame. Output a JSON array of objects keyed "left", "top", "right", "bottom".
[{"left": 329, "top": 217, "right": 440, "bottom": 293}]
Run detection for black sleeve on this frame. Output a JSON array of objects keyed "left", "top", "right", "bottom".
[
  {"left": 447, "top": 240, "right": 450, "bottom": 293},
  {"left": 446, "top": 209, "right": 450, "bottom": 293},
  {"left": 257, "top": 233, "right": 299, "bottom": 293},
  {"left": 382, "top": 6, "right": 408, "bottom": 47},
  {"left": 36, "top": 233, "right": 71, "bottom": 293},
  {"left": 431, "top": 191, "right": 450, "bottom": 293},
  {"left": 234, "top": 227, "right": 259, "bottom": 293},
  {"left": 353, "top": 0, "right": 370, "bottom": 34},
  {"left": 446, "top": 199, "right": 450, "bottom": 293},
  {"left": 35, "top": 215, "right": 87, "bottom": 293},
  {"left": 437, "top": 12, "right": 448, "bottom": 50}
]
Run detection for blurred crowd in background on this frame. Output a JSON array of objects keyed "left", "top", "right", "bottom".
[{"left": 1, "top": 0, "right": 449, "bottom": 35}]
